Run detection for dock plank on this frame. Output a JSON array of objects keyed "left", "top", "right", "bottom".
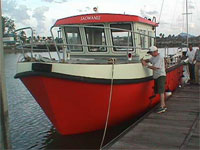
[{"left": 107, "top": 84, "right": 200, "bottom": 150}]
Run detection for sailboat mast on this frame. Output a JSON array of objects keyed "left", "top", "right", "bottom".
[{"left": 186, "top": 0, "right": 189, "bottom": 47}]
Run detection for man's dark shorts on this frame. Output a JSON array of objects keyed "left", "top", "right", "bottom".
[{"left": 154, "top": 76, "right": 166, "bottom": 94}]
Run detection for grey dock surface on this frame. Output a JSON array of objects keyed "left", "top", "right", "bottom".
[{"left": 107, "top": 84, "right": 200, "bottom": 150}]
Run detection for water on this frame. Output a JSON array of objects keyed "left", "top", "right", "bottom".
[
  {"left": 5, "top": 53, "right": 52, "bottom": 149},
  {"left": 4, "top": 48, "right": 191, "bottom": 149}
]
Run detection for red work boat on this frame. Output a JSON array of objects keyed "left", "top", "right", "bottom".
[{"left": 15, "top": 13, "right": 183, "bottom": 135}]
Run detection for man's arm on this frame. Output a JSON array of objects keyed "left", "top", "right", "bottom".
[
  {"left": 141, "top": 58, "right": 160, "bottom": 70},
  {"left": 141, "top": 58, "right": 150, "bottom": 66},
  {"left": 146, "top": 65, "right": 159, "bottom": 70}
]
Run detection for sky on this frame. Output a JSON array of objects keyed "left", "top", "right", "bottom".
[{"left": 2, "top": 0, "right": 200, "bottom": 37}]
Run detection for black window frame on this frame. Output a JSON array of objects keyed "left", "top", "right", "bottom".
[
  {"left": 84, "top": 25, "right": 107, "bottom": 52},
  {"left": 110, "top": 23, "right": 133, "bottom": 52},
  {"left": 64, "top": 26, "right": 83, "bottom": 52}
]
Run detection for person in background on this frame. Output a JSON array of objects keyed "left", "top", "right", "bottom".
[
  {"left": 186, "top": 44, "right": 196, "bottom": 84},
  {"left": 194, "top": 44, "right": 200, "bottom": 85},
  {"left": 141, "top": 46, "right": 167, "bottom": 113}
]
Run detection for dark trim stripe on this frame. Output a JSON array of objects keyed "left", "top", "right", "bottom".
[{"left": 14, "top": 71, "right": 153, "bottom": 85}]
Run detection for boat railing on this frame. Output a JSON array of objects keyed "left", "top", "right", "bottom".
[
  {"left": 15, "top": 24, "right": 155, "bottom": 63},
  {"left": 50, "top": 25, "right": 136, "bottom": 62},
  {"left": 164, "top": 47, "right": 184, "bottom": 67},
  {"left": 16, "top": 41, "right": 57, "bottom": 62},
  {"left": 14, "top": 27, "right": 34, "bottom": 59},
  {"left": 50, "top": 24, "right": 155, "bottom": 62},
  {"left": 14, "top": 27, "right": 58, "bottom": 62}
]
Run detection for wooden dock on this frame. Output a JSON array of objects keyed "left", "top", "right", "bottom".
[{"left": 105, "top": 84, "right": 200, "bottom": 150}]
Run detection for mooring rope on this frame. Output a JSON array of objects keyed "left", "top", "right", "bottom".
[{"left": 99, "top": 58, "right": 115, "bottom": 150}]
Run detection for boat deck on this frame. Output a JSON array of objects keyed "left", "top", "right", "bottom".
[{"left": 105, "top": 84, "right": 200, "bottom": 150}]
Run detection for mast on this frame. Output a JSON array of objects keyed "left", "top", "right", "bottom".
[
  {"left": 186, "top": 0, "right": 189, "bottom": 47},
  {"left": 183, "top": 0, "right": 192, "bottom": 48}
]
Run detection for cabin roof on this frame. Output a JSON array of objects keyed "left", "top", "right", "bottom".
[{"left": 54, "top": 13, "right": 158, "bottom": 27}]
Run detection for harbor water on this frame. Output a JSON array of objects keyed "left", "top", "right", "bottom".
[{"left": 4, "top": 47, "right": 192, "bottom": 149}]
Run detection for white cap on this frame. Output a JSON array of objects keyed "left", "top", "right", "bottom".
[{"left": 148, "top": 46, "right": 158, "bottom": 53}]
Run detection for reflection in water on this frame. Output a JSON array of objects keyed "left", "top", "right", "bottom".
[
  {"left": 44, "top": 127, "right": 104, "bottom": 149},
  {"left": 41, "top": 118, "right": 138, "bottom": 149}
]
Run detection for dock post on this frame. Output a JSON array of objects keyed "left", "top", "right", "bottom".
[{"left": 0, "top": 1, "right": 11, "bottom": 149}]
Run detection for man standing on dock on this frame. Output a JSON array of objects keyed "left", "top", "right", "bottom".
[
  {"left": 141, "top": 46, "right": 167, "bottom": 113},
  {"left": 186, "top": 44, "right": 196, "bottom": 84},
  {"left": 194, "top": 44, "right": 200, "bottom": 85}
]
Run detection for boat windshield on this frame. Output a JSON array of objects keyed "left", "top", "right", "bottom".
[
  {"left": 85, "top": 25, "right": 107, "bottom": 52},
  {"left": 111, "top": 24, "right": 133, "bottom": 51},
  {"left": 64, "top": 27, "right": 83, "bottom": 52}
]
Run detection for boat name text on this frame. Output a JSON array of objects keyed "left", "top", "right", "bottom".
[{"left": 81, "top": 16, "right": 101, "bottom": 21}]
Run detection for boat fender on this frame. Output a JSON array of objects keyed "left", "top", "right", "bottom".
[{"left": 32, "top": 63, "right": 52, "bottom": 72}]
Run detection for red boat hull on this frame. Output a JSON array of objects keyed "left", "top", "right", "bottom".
[{"left": 19, "top": 65, "right": 183, "bottom": 135}]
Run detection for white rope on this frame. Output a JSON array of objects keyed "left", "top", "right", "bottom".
[
  {"left": 158, "top": 0, "right": 165, "bottom": 23},
  {"left": 99, "top": 58, "right": 115, "bottom": 150}
]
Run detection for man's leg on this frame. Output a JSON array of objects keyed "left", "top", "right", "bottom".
[
  {"left": 160, "top": 93, "right": 165, "bottom": 108},
  {"left": 188, "top": 64, "right": 193, "bottom": 81},
  {"left": 156, "top": 76, "right": 167, "bottom": 113},
  {"left": 195, "top": 62, "right": 200, "bottom": 84},
  {"left": 191, "top": 64, "right": 195, "bottom": 82}
]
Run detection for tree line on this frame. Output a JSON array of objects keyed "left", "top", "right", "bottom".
[{"left": 156, "top": 33, "right": 200, "bottom": 48}]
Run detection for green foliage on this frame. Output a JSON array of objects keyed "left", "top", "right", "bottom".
[{"left": 2, "top": 16, "right": 16, "bottom": 35}]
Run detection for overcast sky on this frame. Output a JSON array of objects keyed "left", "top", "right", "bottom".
[{"left": 2, "top": 0, "right": 200, "bottom": 37}]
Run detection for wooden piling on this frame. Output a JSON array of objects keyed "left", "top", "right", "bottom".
[{"left": 0, "top": 0, "right": 11, "bottom": 149}]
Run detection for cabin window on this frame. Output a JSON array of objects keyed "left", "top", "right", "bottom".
[
  {"left": 139, "top": 29, "right": 147, "bottom": 49},
  {"left": 64, "top": 27, "right": 83, "bottom": 52},
  {"left": 148, "top": 31, "right": 155, "bottom": 47},
  {"left": 110, "top": 24, "right": 133, "bottom": 51},
  {"left": 85, "top": 25, "right": 107, "bottom": 52}
]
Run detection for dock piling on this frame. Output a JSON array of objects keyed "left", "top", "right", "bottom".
[{"left": 0, "top": 1, "right": 11, "bottom": 149}]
